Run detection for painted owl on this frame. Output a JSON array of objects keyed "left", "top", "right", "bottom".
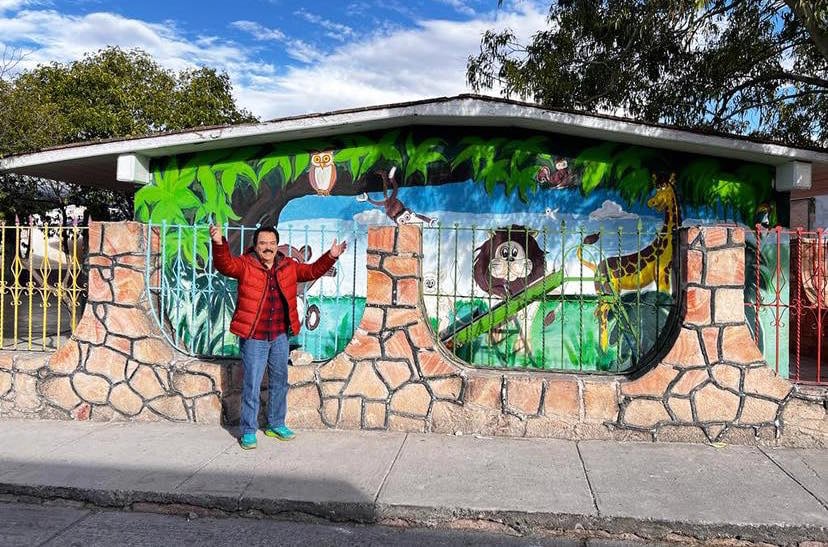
[{"left": 308, "top": 150, "right": 336, "bottom": 196}]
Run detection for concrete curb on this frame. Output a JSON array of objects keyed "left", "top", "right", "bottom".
[{"left": 2, "top": 482, "right": 825, "bottom": 544}]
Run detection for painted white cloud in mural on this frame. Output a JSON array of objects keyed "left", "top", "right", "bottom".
[
  {"left": 353, "top": 209, "right": 393, "bottom": 226},
  {"left": 588, "top": 200, "right": 640, "bottom": 221}
]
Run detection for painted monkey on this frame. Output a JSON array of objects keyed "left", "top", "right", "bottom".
[{"left": 356, "top": 167, "right": 438, "bottom": 226}]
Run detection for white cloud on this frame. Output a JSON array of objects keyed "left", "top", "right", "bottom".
[
  {"left": 437, "top": 0, "right": 477, "bottom": 16},
  {"left": 0, "top": 1, "right": 547, "bottom": 120},
  {"left": 589, "top": 200, "right": 639, "bottom": 221},
  {"left": 230, "top": 20, "right": 285, "bottom": 42},
  {"left": 294, "top": 8, "right": 355, "bottom": 41},
  {"left": 246, "top": 1, "right": 547, "bottom": 118}
]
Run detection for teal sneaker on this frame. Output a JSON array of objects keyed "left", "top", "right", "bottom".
[
  {"left": 239, "top": 433, "right": 257, "bottom": 450},
  {"left": 264, "top": 425, "right": 296, "bottom": 441}
]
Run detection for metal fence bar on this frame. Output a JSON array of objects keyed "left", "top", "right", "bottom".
[
  {"left": 750, "top": 226, "right": 827, "bottom": 385},
  {"left": 0, "top": 221, "right": 88, "bottom": 352}
]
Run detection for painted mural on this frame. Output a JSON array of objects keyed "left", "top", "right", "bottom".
[{"left": 134, "top": 127, "right": 779, "bottom": 374}]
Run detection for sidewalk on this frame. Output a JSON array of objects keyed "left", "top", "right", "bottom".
[{"left": 0, "top": 419, "right": 825, "bottom": 544}]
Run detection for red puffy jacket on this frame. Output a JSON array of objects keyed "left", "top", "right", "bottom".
[{"left": 212, "top": 239, "right": 337, "bottom": 339}]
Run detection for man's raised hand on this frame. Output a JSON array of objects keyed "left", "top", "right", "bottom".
[
  {"left": 329, "top": 238, "right": 348, "bottom": 258},
  {"left": 209, "top": 225, "right": 223, "bottom": 245}
]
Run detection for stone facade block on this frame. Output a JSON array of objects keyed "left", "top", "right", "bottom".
[
  {"left": 109, "top": 383, "right": 144, "bottom": 416},
  {"left": 740, "top": 397, "right": 779, "bottom": 424},
  {"left": 287, "top": 364, "right": 315, "bottom": 385},
  {"left": 193, "top": 395, "right": 222, "bottom": 424},
  {"left": 130, "top": 365, "right": 165, "bottom": 400},
  {"left": 694, "top": 384, "right": 740, "bottom": 422},
  {"left": 72, "top": 373, "right": 110, "bottom": 405},
  {"left": 721, "top": 325, "right": 764, "bottom": 364},
  {"left": 701, "top": 327, "right": 719, "bottom": 363},
  {"left": 345, "top": 333, "right": 382, "bottom": 360},
  {"left": 408, "top": 323, "right": 434, "bottom": 349},
  {"left": 343, "top": 363, "right": 388, "bottom": 399},
  {"left": 624, "top": 399, "right": 670, "bottom": 428},
  {"left": 101, "top": 222, "right": 145, "bottom": 255},
  {"left": 321, "top": 381, "right": 345, "bottom": 397},
  {"left": 133, "top": 338, "right": 175, "bottom": 366},
  {"left": 418, "top": 350, "right": 456, "bottom": 377},
  {"left": 15, "top": 353, "right": 48, "bottom": 372},
  {"left": 88, "top": 268, "right": 113, "bottom": 302},
  {"left": 40, "top": 376, "right": 80, "bottom": 410},
  {"left": 14, "top": 374, "right": 41, "bottom": 411},
  {"left": 319, "top": 354, "right": 354, "bottom": 380},
  {"left": 339, "top": 397, "right": 362, "bottom": 427},
  {"left": 384, "top": 331, "right": 414, "bottom": 362},
  {"left": 583, "top": 381, "right": 618, "bottom": 423},
  {"left": 684, "top": 287, "right": 711, "bottom": 326},
  {"left": 430, "top": 377, "right": 463, "bottom": 400},
  {"left": 661, "top": 328, "right": 706, "bottom": 368},
  {"left": 147, "top": 395, "right": 188, "bottom": 421},
  {"left": 112, "top": 266, "right": 145, "bottom": 304},
  {"left": 621, "top": 365, "right": 678, "bottom": 397},
  {"left": 667, "top": 397, "right": 693, "bottom": 422},
  {"left": 685, "top": 250, "right": 703, "bottom": 284},
  {"left": 376, "top": 361, "right": 411, "bottom": 390},
  {"left": 172, "top": 373, "right": 214, "bottom": 397},
  {"left": 544, "top": 378, "right": 579, "bottom": 418},
  {"left": 286, "top": 385, "right": 322, "bottom": 429},
  {"left": 706, "top": 248, "right": 745, "bottom": 286},
  {"left": 715, "top": 288, "right": 745, "bottom": 323},
  {"left": 702, "top": 226, "right": 728, "bottom": 249},
  {"left": 86, "top": 347, "right": 127, "bottom": 381},
  {"left": 0, "top": 370, "right": 11, "bottom": 397},
  {"left": 672, "top": 368, "right": 708, "bottom": 396},
  {"left": 363, "top": 401, "right": 387, "bottom": 429},
  {"left": 711, "top": 364, "right": 741, "bottom": 390},
  {"left": 390, "top": 383, "right": 431, "bottom": 416},
  {"left": 506, "top": 377, "right": 542, "bottom": 415},
  {"left": 465, "top": 374, "right": 502, "bottom": 409},
  {"left": 105, "top": 306, "right": 155, "bottom": 338},
  {"left": 743, "top": 367, "right": 793, "bottom": 400}
]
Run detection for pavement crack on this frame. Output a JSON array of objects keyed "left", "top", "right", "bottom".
[
  {"left": 172, "top": 439, "right": 237, "bottom": 492},
  {"left": 575, "top": 441, "right": 600, "bottom": 517},
  {"left": 758, "top": 447, "right": 828, "bottom": 512},
  {"left": 373, "top": 433, "right": 408, "bottom": 505},
  {"left": 35, "top": 506, "right": 94, "bottom": 547}
]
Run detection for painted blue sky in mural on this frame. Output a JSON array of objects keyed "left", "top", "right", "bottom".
[{"left": 1, "top": 0, "right": 546, "bottom": 119}]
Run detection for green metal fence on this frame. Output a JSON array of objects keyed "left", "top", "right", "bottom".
[
  {"left": 145, "top": 222, "right": 367, "bottom": 361},
  {"left": 422, "top": 222, "right": 680, "bottom": 374},
  {"left": 145, "top": 221, "right": 679, "bottom": 374}
]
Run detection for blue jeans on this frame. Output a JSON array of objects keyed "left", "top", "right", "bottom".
[{"left": 239, "top": 334, "right": 289, "bottom": 436}]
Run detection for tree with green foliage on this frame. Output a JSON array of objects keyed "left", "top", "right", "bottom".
[
  {"left": 0, "top": 46, "right": 257, "bottom": 221},
  {"left": 467, "top": 1, "right": 828, "bottom": 148}
]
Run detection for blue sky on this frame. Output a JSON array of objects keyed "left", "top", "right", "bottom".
[{"left": 0, "top": 0, "right": 546, "bottom": 119}]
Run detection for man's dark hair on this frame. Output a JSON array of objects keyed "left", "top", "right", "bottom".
[{"left": 253, "top": 226, "right": 279, "bottom": 245}]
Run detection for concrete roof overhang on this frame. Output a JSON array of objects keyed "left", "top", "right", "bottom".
[{"left": 2, "top": 94, "right": 827, "bottom": 190}]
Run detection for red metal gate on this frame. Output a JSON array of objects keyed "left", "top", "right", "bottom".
[{"left": 750, "top": 227, "right": 826, "bottom": 385}]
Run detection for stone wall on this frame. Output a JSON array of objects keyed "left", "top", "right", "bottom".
[{"left": 0, "top": 221, "right": 825, "bottom": 446}]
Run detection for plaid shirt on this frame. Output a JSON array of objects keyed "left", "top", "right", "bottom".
[{"left": 251, "top": 265, "right": 288, "bottom": 340}]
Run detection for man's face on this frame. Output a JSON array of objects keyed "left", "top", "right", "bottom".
[{"left": 255, "top": 232, "right": 278, "bottom": 263}]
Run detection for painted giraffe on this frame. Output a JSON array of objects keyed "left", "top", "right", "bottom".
[{"left": 577, "top": 173, "right": 681, "bottom": 351}]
